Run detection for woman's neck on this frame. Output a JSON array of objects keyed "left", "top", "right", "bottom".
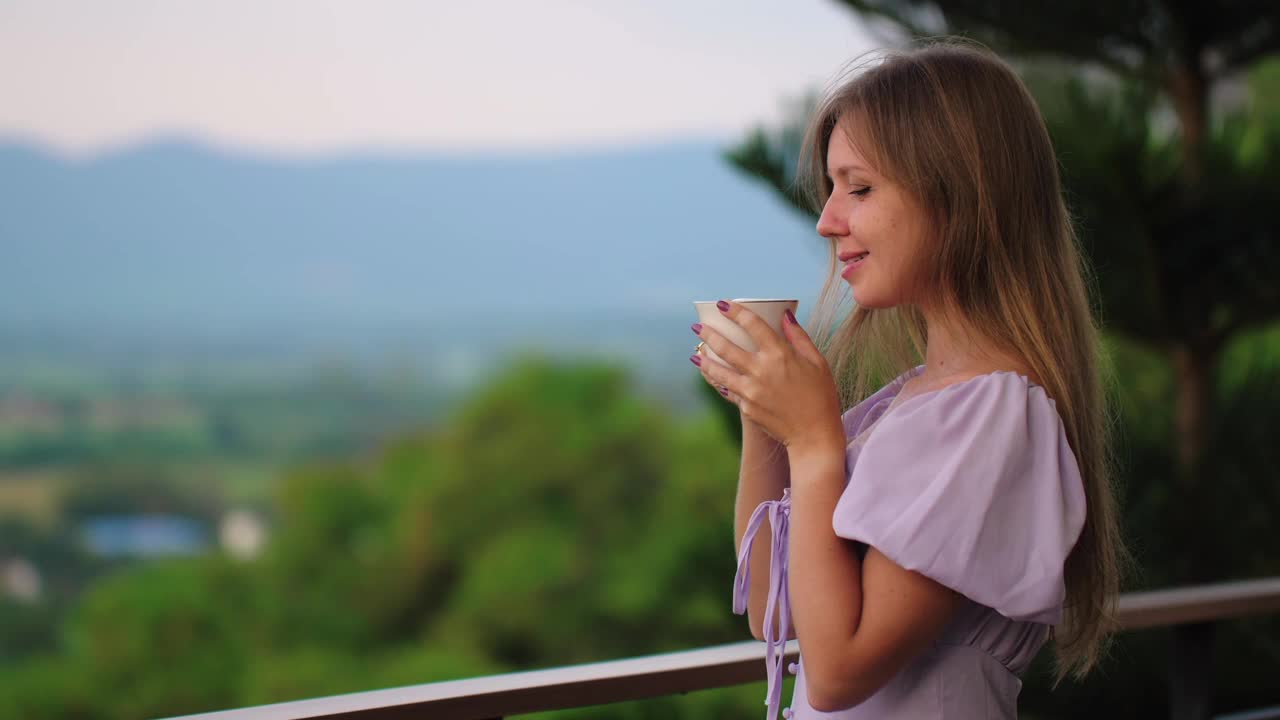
[{"left": 915, "top": 306, "right": 1028, "bottom": 388}]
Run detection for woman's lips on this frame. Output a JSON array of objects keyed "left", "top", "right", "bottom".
[{"left": 841, "top": 252, "right": 868, "bottom": 278}]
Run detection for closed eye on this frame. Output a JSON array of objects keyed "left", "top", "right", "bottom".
[{"left": 849, "top": 186, "right": 871, "bottom": 197}]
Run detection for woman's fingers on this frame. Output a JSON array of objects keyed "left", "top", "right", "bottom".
[
  {"left": 692, "top": 347, "right": 743, "bottom": 403},
  {"left": 693, "top": 324, "right": 751, "bottom": 373},
  {"left": 712, "top": 377, "right": 739, "bottom": 404},
  {"left": 714, "top": 300, "right": 783, "bottom": 354},
  {"left": 780, "top": 307, "right": 827, "bottom": 369}
]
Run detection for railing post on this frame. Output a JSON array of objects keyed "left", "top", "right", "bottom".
[{"left": 1170, "top": 621, "right": 1215, "bottom": 720}]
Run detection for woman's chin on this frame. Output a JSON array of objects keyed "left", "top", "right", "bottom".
[{"left": 850, "top": 287, "right": 894, "bottom": 310}]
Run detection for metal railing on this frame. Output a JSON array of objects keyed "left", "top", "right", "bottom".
[{"left": 166, "top": 576, "right": 1280, "bottom": 720}]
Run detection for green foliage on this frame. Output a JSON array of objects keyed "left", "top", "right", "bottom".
[
  {"left": 0, "top": 598, "right": 61, "bottom": 666},
  {"left": 833, "top": 1, "right": 1280, "bottom": 81},
  {"left": 256, "top": 462, "right": 394, "bottom": 649},
  {"left": 235, "top": 644, "right": 502, "bottom": 707},
  {"left": 1050, "top": 78, "right": 1280, "bottom": 346},
  {"left": 420, "top": 355, "right": 746, "bottom": 664},
  {"left": 62, "top": 557, "right": 263, "bottom": 720},
  {"left": 0, "top": 354, "right": 766, "bottom": 718},
  {"left": 695, "top": 374, "right": 745, "bottom": 449},
  {"left": 0, "top": 517, "right": 99, "bottom": 664},
  {"left": 0, "top": 654, "right": 98, "bottom": 720},
  {"left": 722, "top": 92, "right": 821, "bottom": 220}
]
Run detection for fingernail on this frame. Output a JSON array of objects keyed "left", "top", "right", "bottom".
[
  {"left": 784, "top": 309, "right": 796, "bottom": 324},
  {"left": 690, "top": 354, "right": 702, "bottom": 367},
  {"left": 691, "top": 322, "right": 703, "bottom": 335},
  {"left": 719, "top": 386, "right": 729, "bottom": 396},
  {"left": 717, "top": 300, "right": 730, "bottom": 312}
]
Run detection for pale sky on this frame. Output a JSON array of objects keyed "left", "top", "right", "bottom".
[{"left": 0, "top": 0, "right": 881, "bottom": 156}]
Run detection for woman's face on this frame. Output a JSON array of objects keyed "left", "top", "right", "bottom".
[{"left": 816, "top": 121, "right": 931, "bottom": 309}]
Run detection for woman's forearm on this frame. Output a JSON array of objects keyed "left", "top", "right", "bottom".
[
  {"left": 786, "top": 438, "right": 863, "bottom": 680},
  {"left": 734, "top": 413, "right": 792, "bottom": 641}
]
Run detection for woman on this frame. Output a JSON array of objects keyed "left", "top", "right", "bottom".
[{"left": 689, "top": 40, "right": 1130, "bottom": 718}]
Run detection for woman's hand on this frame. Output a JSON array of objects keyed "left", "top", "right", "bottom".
[{"left": 690, "top": 300, "right": 844, "bottom": 455}]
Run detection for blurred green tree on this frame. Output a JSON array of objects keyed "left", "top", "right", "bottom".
[
  {"left": 61, "top": 557, "right": 262, "bottom": 720},
  {"left": 92, "top": 354, "right": 754, "bottom": 717},
  {"left": 0, "top": 517, "right": 101, "bottom": 667},
  {"left": 408, "top": 355, "right": 747, "bottom": 663}
]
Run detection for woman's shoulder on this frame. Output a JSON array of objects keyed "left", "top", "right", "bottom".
[
  {"left": 849, "top": 360, "right": 1077, "bottom": 505},
  {"left": 843, "top": 362, "right": 1055, "bottom": 442},
  {"left": 889, "top": 361, "right": 1055, "bottom": 425},
  {"left": 834, "top": 362, "right": 1086, "bottom": 624}
]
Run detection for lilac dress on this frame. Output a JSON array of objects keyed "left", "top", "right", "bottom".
[{"left": 732, "top": 364, "right": 1087, "bottom": 719}]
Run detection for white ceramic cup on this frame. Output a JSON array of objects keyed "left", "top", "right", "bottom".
[{"left": 693, "top": 298, "right": 799, "bottom": 366}]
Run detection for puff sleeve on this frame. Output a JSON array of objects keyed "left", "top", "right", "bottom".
[{"left": 831, "top": 371, "right": 1087, "bottom": 625}]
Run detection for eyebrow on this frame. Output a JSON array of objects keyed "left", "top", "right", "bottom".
[{"left": 826, "top": 164, "right": 871, "bottom": 180}]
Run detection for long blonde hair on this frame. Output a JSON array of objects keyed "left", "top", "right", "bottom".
[{"left": 798, "top": 39, "right": 1134, "bottom": 687}]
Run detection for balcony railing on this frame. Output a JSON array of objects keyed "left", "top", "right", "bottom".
[{"left": 166, "top": 576, "right": 1280, "bottom": 720}]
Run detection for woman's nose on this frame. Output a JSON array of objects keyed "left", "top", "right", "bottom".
[{"left": 815, "top": 198, "right": 847, "bottom": 239}]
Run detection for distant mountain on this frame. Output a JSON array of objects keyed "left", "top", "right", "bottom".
[{"left": 0, "top": 136, "right": 835, "bottom": 396}]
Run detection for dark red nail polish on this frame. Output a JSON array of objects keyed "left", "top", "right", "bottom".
[
  {"left": 717, "top": 300, "right": 730, "bottom": 312},
  {"left": 690, "top": 354, "right": 702, "bottom": 367},
  {"left": 719, "top": 386, "right": 729, "bottom": 396},
  {"left": 784, "top": 309, "right": 796, "bottom": 324},
  {"left": 691, "top": 322, "right": 703, "bottom": 334}
]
